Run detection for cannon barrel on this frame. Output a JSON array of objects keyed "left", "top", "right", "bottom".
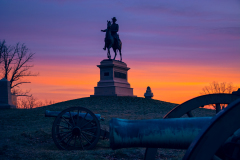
[
  {"left": 110, "top": 117, "right": 212, "bottom": 150},
  {"left": 45, "top": 110, "right": 103, "bottom": 121}
]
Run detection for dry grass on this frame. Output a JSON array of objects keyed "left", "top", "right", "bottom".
[{"left": 0, "top": 96, "right": 215, "bottom": 160}]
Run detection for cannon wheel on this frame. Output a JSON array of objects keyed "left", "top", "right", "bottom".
[
  {"left": 164, "top": 93, "right": 240, "bottom": 118},
  {"left": 52, "top": 107, "right": 101, "bottom": 150},
  {"left": 144, "top": 93, "right": 240, "bottom": 160},
  {"left": 183, "top": 98, "right": 240, "bottom": 160}
]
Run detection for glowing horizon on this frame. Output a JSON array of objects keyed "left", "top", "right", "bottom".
[
  {"left": 19, "top": 59, "right": 240, "bottom": 105},
  {"left": 1, "top": 0, "right": 239, "bottom": 105}
]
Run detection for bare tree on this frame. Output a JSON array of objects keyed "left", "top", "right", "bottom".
[
  {"left": 200, "top": 81, "right": 238, "bottom": 109},
  {"left": 201, "top": 81, "right": 237, "bottom": 95},
  {"left": 17, "top": 96, "right": 55, "bottom": 109},
  {"left": 0, "top": 40, "right": 38, "bottom": 95},
  {"left": 0, "top": 40, "right": 54, "bottom": 109}
]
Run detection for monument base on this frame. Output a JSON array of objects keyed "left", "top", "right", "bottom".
[
  {"left": 0, "top": 104, "right": 16, "bottom": 109},
  {"left": 91, "top": 59, "right": 135, "bottom": 97},
  {"left": 0, "top": 78, "right": 16, "bottom": 109},
  {"left": 91, "top": 86, "right": 134, "bottom": 97}
]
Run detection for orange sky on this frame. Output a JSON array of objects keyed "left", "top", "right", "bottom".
[{"left": 19, "top": 60, "right": 240, "bottom": 105}]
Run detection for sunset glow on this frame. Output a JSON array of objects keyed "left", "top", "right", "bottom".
[{"left": 1, "top": 0, "right": 239, "bottom": 105}]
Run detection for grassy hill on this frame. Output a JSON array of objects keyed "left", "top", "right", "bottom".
[{"left": 0, "top": 96, "right": 215, "bottom": 160}]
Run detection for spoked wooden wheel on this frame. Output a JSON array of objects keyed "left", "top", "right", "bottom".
[
  {"left": 52, "top": 107, "right": 100, "bottom": 150},
  {"left": 183, "top": 98, "right": 240, "bottom": 160},
  {"left": 164, "top": 93, "right": 240, "bottom": 118},
  {"left": 144, "top": 93, "right": 240, "bottom": 160}
]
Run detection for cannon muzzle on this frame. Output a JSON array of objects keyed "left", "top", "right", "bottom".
[
  {"left": 110, "top": 117, "right": 212, "bottom": 150},
  {"left": 45, "top": 110, "right": 103, "bottom": 121}
]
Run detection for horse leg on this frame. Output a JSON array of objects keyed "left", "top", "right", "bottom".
[
  {"left": 119, "top": 50, "right": 122, "bottom": 61},
  {"left": 118, "top": 41, "right": 122, "bottom": 61},
  {"left": 113, "top": 48, "right": 117, "bottom": 60},
  {"left": 107, "top": 48, "right": 111, "bottom": 59},
  {"left": 107, "top": 48, "right": 109, "bottom": 59},
  {"left": 118, "top": 45, "right": 122, "bottom": 61}
]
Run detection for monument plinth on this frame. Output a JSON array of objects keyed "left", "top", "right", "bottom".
[{"left": 92, "top": 59, "right": 134, "bottom": 96}]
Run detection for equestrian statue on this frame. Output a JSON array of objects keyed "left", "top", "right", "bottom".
[{"left": 101, "top": 17, "right": 122, "bottom": 61}]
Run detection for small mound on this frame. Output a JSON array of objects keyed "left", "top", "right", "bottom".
[{"left": 40, "top": 96, "right": 178, "bottom": 118}]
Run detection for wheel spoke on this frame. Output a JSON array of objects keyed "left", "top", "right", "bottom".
[
  {"left": 69, "top": 111, "right": 75, "bottom": 126},
  {"left": 57, "top": 124, "right": 71, "bottom": 130},
  {"left": 79, "top": 112, "right": 88, "bottom": 125},
  {"left": 82, "top": 131, "right": 96, "bottom": 137},
  {"left": 81, "top": 132, "right": 92, "bottom": 145},
  {"left": 66, "top": 135, "right": 73, "bottom": 147},
  {"left": 59, "top": 132, "right": 72, "bottom": 142},
  {"left": 62, "top": 116, "right": 73, "bottom": 127},
  {"left": 82, "top": 112, "right": 88, "bottom": 121},
  {"left": 81, "top": 119, "right": 93, "bottom": 128},
  {"left": 57, "top": 132, "right": 71, "bottom": 139}
]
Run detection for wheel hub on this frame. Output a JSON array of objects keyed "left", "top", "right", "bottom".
[{"left": 72, "top": 127, "right": 81, "bottom": 136}]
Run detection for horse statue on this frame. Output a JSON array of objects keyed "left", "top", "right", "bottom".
[{"left": 102, "top": 20, "right": 122, "bottom": 61}]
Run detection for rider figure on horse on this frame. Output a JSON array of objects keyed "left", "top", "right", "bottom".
[{"left": 102, "top": 17, "right": 121, "bottom": 50}]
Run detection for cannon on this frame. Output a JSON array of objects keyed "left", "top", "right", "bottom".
[
  {"left": 45, "top": 93, "right": 240, "bottom": 159},
  {"left": 145, "top": 93, "right": 240, "bottom": 160},
  {"left": 110, "top": 117, "right": 212, "bottom": 149},
  {"left": 110, "top": 98, "right": 240, "bottom": 160}
]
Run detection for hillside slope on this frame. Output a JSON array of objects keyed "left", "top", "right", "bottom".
[{"left": 0, "top": 96, "right": 215, "bottom": 160}]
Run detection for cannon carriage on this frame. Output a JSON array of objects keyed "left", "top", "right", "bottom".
[
  {"left": 45, "top": 93, "right": 240, "bottom": 160},
  {"left": 45, "top": 107, "right": 109, "bottom": 150}
]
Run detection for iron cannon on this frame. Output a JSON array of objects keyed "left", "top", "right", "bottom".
[
  {"left": 109, "top": 116, "right": 240, "bottom": 160},
  {"left": 45, "top": 93, "right": 240, "bottom": 160},
  {"left": 109, "top": 117, "right": 212, "bottom": 150}
]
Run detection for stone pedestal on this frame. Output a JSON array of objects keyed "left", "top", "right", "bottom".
[
  {"left": 0, "top": 78, "right": 16, "bottom": 109},
  {"left": 91, "top": 59, "right": 134, "bottom": 96}
]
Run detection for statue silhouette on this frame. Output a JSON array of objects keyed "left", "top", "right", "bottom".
[{"left": 101, "top": 17, "right": 122, "bottom": 61}]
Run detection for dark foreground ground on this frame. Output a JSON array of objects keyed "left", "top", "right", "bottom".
[{"left": 0, "top": 96, "right": 215, "bottom": 160}]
